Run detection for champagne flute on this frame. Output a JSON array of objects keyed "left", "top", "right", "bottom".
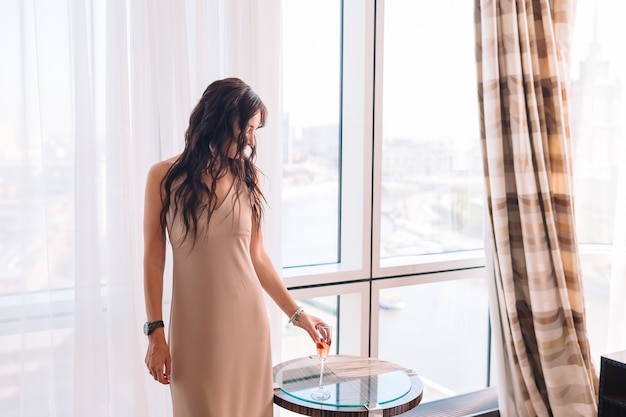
[{"left": 311, "top": 325, "right": 332, "bottom": 401}]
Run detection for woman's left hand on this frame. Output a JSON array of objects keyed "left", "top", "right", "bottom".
[{"left": 294, "top": 311, "right": 329, "bottom": 343}]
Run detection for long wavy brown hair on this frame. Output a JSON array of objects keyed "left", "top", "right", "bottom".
[{"left": 159, "top": 78, "right": 267, "bottom": 244}]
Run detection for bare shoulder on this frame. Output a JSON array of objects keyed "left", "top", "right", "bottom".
[{"left": 147, "top": 155, "right": 180, "bottom": 182}]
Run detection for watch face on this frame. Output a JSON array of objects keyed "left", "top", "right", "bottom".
[{"left": 144, "top": 320, "right": 163, "bottom": 335}]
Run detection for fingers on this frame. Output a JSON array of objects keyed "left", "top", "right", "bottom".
[
  {"left": 304, "top": 316, "right": 323, "bottom": 343},
  {"left": 147, "top": 362, "right": 157, "bottom": 380},
  {"left": 146, "top": 343, "right": 171, "bottom": 384},
  {"left": 295, "top": 313, "right": 313, "bottom": 337},
  {"left": 318, "top": 324, "right": 331, "bottom": 339},
  {"left": 145, "top": 356, "right": 157, "bottom": 381},
  {"left": 146, "top": 358, "right": 171, "bottom": 384},
  {"left": 147, "top": 365, "right": 170, "bottom": 384},
  {"left": 157, "top": 368, "right": 170, "bottom": 384},
  {"left": 305, "top": 330, "right": 318, "bottom": 343},
  {"left": 163, "top": 356, "right": 172, "bottom": 384}
]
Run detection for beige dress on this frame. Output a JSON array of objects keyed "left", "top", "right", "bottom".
[{"left": 167, "top": 184, "right": 273, "bottom": 417}]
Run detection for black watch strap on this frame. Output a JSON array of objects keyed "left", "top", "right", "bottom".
[{"left": 144, "top": 320, "right": 164, "bottom": 336}]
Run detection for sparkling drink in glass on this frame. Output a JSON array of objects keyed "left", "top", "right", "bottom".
[{"left": 311, "top": 325, "right": 332, "bottom": 401}]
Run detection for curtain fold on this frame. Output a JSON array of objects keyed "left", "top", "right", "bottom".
[
  {"left": 72, "top": 0, "right": 109, "bottom": 414},
  {"left": 1, "top": 1, "right": 282, "bottom": 416},
  {"left": 474, "top": 0, "right": 598, "bottom": 416}
]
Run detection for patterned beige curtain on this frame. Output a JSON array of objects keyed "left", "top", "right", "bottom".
[{"left": 474, "top": 1, "right": 598, "bottom": 416}]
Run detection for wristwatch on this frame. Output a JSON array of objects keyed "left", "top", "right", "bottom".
[{"left": 143, "top": 320, "right": 164, "bottom": 336}]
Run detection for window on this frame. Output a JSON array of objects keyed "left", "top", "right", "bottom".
[
  {"left": 570, "top": 0, "right": 626, "bottom": 361},
  {"left": 375, "top": 0, "right": 484, "bottom": 269},
  {"left": 279, "top": 0, "right": 490, "bottom": 408},
  {"left": 281, "top": 0, "right": 342, "bottom": 268},
  {"left": 374, "top": 273, "right": 490, "bottom": 401}
]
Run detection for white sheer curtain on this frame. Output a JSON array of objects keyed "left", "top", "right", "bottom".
[
  {"left": 608, "top": 123, "right": 626, "bottom": 353},
  {"left": 0, "top": 1, "right": 281, "bottom": 416},
  {"left": 604, "top": 4, "right": 626, "bottom": 356},
  {"left": 606, "top": 60, "right": 626, "bottom": 353}
]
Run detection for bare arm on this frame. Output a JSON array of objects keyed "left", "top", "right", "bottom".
[
  {"left": 250, "top": 215, "right": 327, "bottom": 342},
  {"left": 143, "top": 161, "right": 172, "bottom": 384}
]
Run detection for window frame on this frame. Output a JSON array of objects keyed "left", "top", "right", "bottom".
[{"left": 277, "top": 0, "right": 492, "bottom": 403}]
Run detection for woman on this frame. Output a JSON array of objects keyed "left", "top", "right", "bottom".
[{"left": 143, "top": 78, "right": 325, "bottom": 417}]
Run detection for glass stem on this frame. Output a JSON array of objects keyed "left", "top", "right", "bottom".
[{"left": 318, "top": 359, "right": 325, "bottom": 389}]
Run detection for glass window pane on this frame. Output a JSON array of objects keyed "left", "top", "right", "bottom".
[
  {"left": 379, "top": 0, "right": 483, "bottom": 260},
  {"left": 570, "top": 2, "right": 624, "bottom": 245},
  {"left": 281, "top": 1, "right": 341, "bottom": 267},
  {"left": 570, "top": 1, "right": 625, "bottom": 366},
  {"left": 378, "top": 278, "right": 490, "bottom": 402},
  {"left": 579, "top": 253, "right": 611, "bottom": 362}
]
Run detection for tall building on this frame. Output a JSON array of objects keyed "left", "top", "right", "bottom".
[{"left": 569, "top": 10, "right": 622, "bottom": 244}]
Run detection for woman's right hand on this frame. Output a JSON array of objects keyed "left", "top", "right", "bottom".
[{"left": 145, "top": 330, "right": 171, "bottom": 384}]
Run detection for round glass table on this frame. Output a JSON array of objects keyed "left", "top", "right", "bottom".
[{"left": 273, "top": 355, "right": 423, "bottom": 416}]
